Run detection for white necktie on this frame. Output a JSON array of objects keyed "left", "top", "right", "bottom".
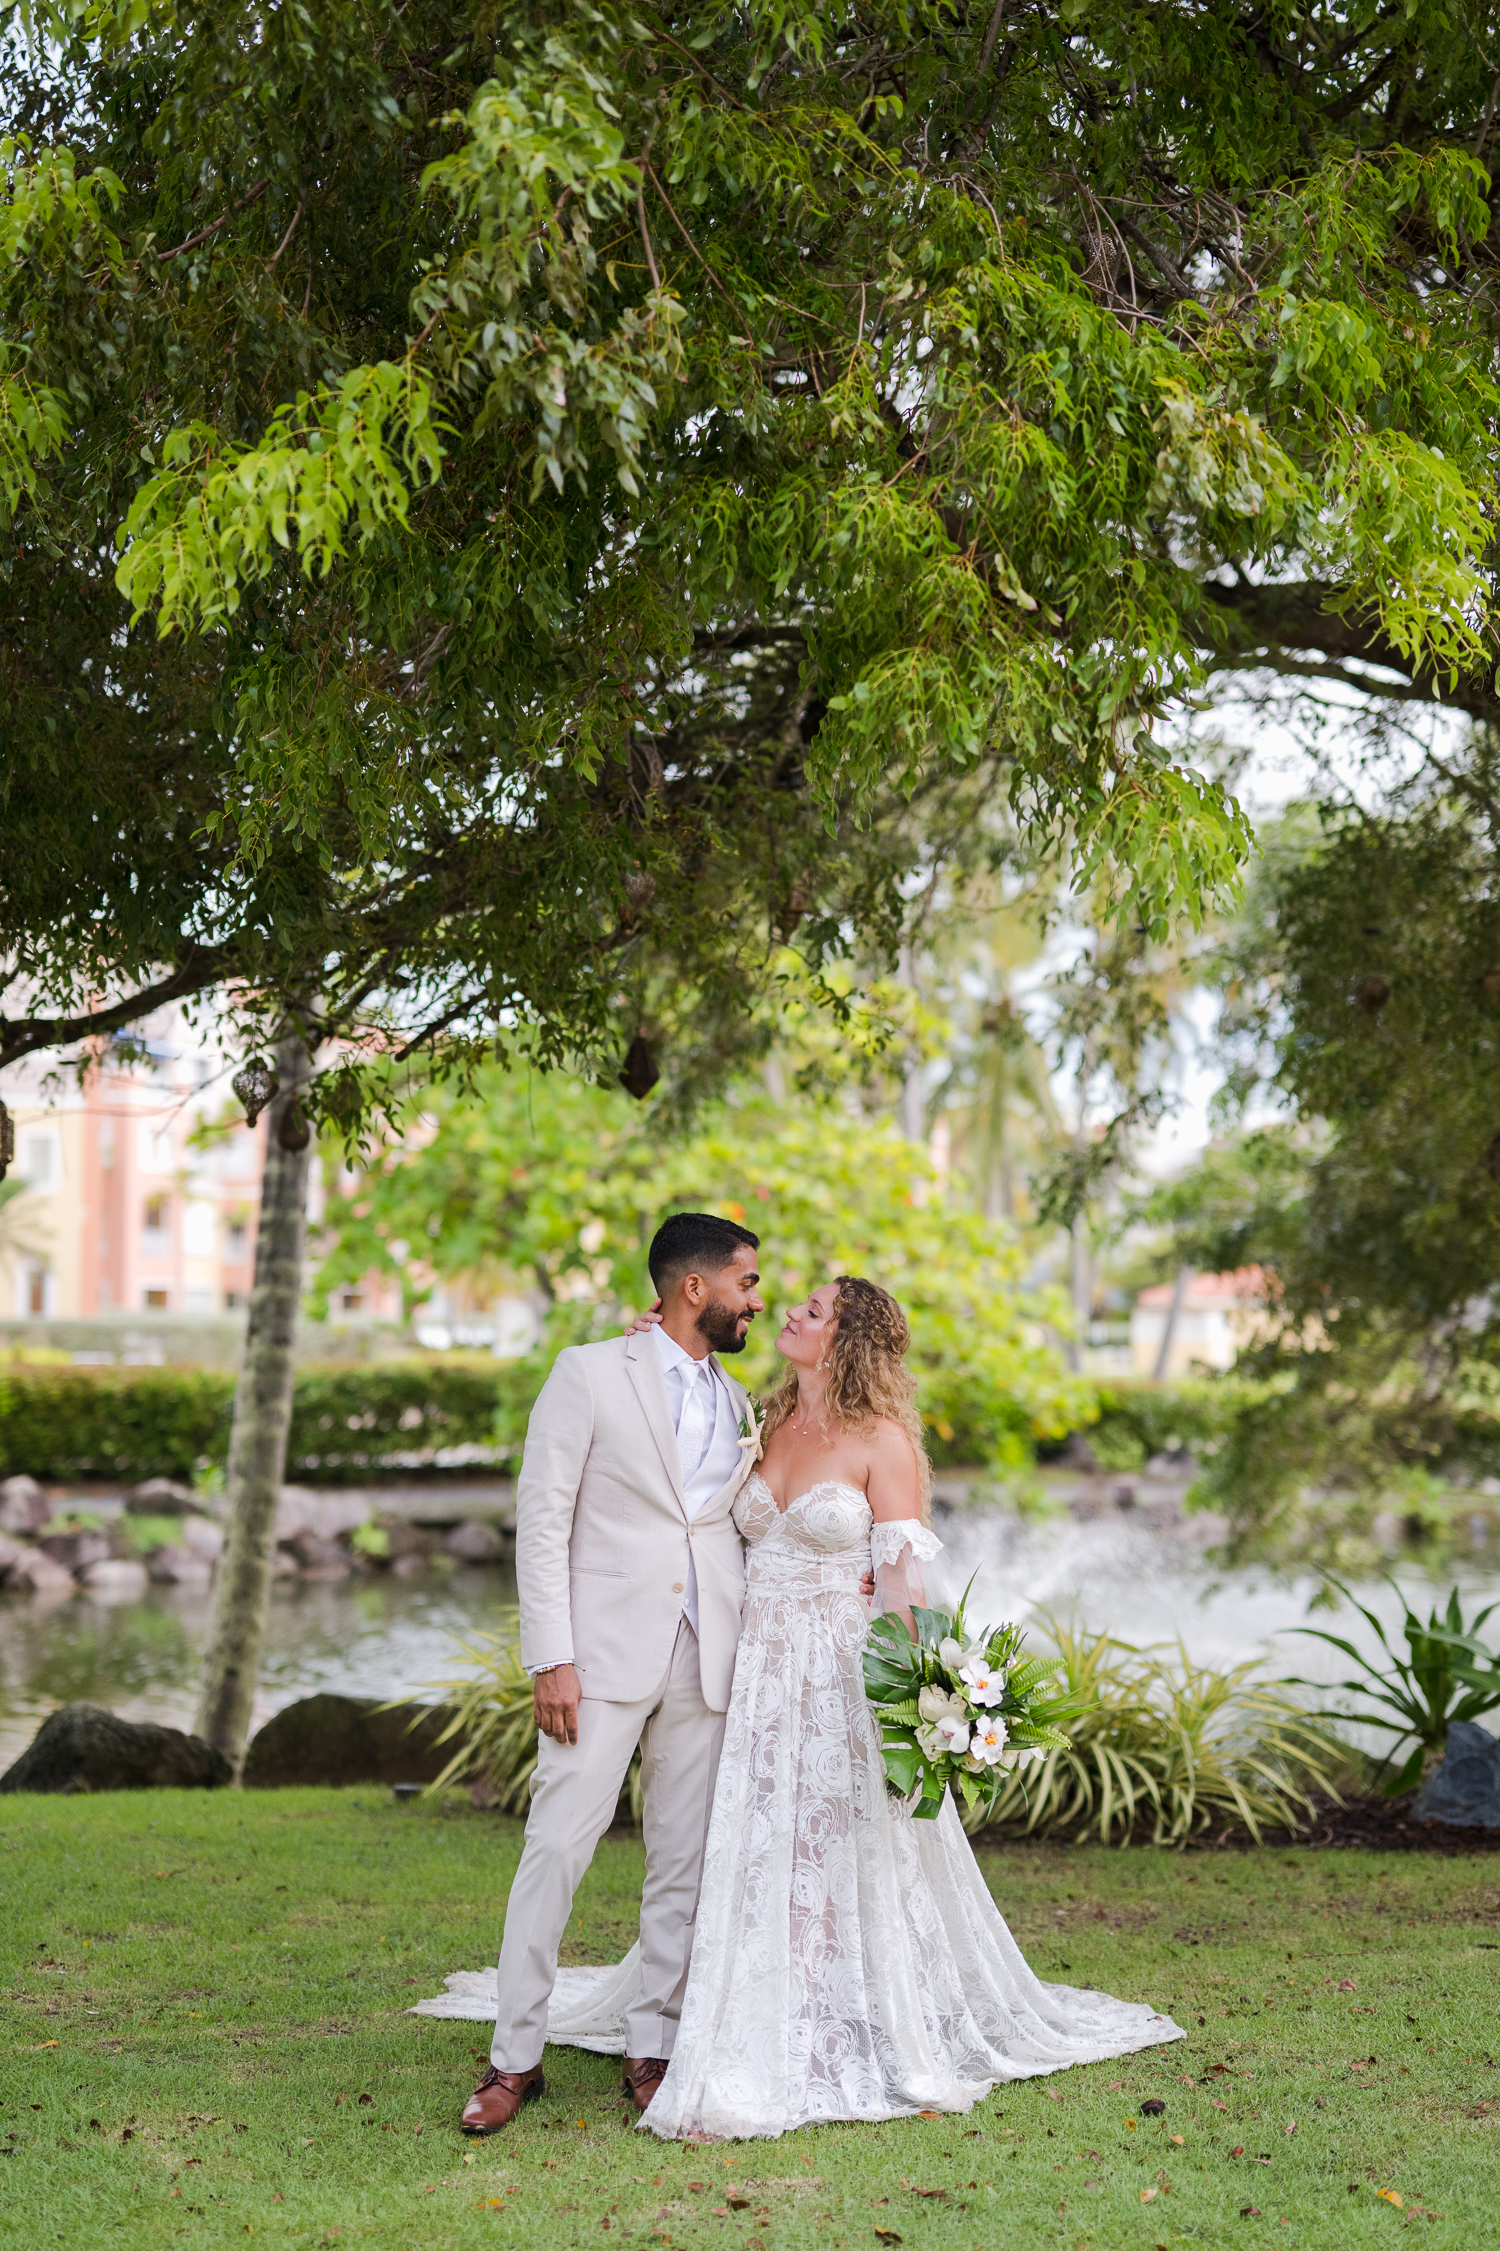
[{"left": 675, "top": 1359, "right": 712, "bottom": 1484}]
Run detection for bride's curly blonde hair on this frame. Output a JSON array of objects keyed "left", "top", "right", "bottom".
[{"left": 760, "top": 1275, "right": 931, "bottom": 1518}]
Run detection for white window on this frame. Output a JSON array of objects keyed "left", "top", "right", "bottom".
[
  {"left": 138, "top": 1122, "right": 176, "bottom": 1173},
  {"left": 19, "top": 1132, "right": 56, "bottom": 1191},
  {"left": 183, "top": 1286, "right": 215, "bottom": 1315},
  {"left": 183, "top": 1201, "right": 216, "bottom": 1257}
]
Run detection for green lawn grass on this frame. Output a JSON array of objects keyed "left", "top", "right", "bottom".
[{"left": 2, "top": 1790, "right": 1497, "bottom": 2249}]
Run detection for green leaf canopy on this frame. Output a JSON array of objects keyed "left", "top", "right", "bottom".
[{"left": 3, "top": 0, "right": 1497, "bottom": 1079}]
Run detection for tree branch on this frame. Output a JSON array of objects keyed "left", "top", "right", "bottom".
[
  {"left": 0, "top": 946, "right": 237, "bottom": 1070},
  {"left": 156, "top": 180, "right": 270, "bottom": 263},
  {"left": 1200, "top": 578, "right": 1500, "bottom": 724}
]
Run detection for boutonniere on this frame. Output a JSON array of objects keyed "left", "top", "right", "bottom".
[{"left": 735, "top": 1401, "right": 765, "bottom": 1464}]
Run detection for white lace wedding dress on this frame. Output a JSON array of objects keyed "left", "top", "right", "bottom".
[{"left": 414, "top": 1475, "right": 1184, "bottom": 2136}]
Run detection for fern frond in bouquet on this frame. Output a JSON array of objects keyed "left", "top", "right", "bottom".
[{"left": 862, "top": 1575, "right": 1077, "bottom": 1821}]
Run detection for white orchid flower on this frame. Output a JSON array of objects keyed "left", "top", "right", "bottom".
[
  {"left": 970, "top": 1715, "right": 1010, "bottom": 1766},
  {"left": 937, "top": 1636, "right": 964, "bottom": 1670},
  {"left": 958, "top": 1653, "right": 1007, "bottom": 1707}
]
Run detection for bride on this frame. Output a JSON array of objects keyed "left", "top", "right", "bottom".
[{"left": 420, "top": 1274, "right": 1184, "bottom": 2138}]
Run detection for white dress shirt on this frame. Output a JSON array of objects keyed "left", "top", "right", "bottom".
[{"left": 651, "top": 1323, "right": 743, "bottom": 1633}]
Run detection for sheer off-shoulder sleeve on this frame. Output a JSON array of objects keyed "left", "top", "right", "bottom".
[{"left": 869, "top": 1517, "right": 943, "bottom": 1617}]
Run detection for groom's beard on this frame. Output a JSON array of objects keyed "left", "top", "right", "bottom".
[{"left": 696, "top": 1297, "right": 751, "bottom": 1355}]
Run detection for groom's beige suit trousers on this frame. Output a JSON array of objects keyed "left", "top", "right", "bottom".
[
  {"left": 490, "top": 1616, "right": 725, "bottom": 2069},
  {"left": 490, "top": 1331, "right": 750, "bottom": 2072}
]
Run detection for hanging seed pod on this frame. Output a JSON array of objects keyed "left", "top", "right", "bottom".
[
  {"left": 1479, "top": 965, "right": 1500, "bottom": 998},
  {"left": 1486, "top": 1131, "right": 1500, "bottom": 1185},
  {"left": 231, "top": 1059, "right": 280, "bottom": 1126},
  {"left": 276, "top": 1099, "right": 312, "bottom": 1152},
  {"left": 1352, "top": 972, "right": 1391, "bottom": 1014},
  {"left": 618, "top": 1035, "right": 660, "bottom": 1101},
  {"left": 776, "top": 877, "right": 809, "bottom": 939},
  {"left": 621, "top": 870, "right": 656, "bottom": 927}
]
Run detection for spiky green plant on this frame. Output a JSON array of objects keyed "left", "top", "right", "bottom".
[
  {"left": 1287, "top": 1579, "right": 1500, "bottom": 1795},
  {"left": 969, "top": 1617, "right": 1346, "bottom": 1847},
  {"left": 410, "top": 1612, "right": 641, "bottom": 1819}
]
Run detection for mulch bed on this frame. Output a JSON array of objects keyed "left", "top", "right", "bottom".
[
  {"left": 987, "top": 1794, "right": 1500, "bottom": 1855},
  {"left": 1276, "top": 1791, "right": 1500, "bottom": 1855}
]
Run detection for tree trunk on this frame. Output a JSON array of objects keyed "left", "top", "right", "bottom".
[
  {"left": 1152, "top": 1264, "right": 1191, "bottom": 1382},
  {"left": 1067, "top": 1223, "right": 1091, "bottom": 1373},
  {"left": 196, "top": 1026, "right": 313, "bottom": 1776}
]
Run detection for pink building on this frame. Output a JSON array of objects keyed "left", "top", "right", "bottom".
[{"left": 1, "top": 1016, "right": 399, "bottom": 1326}]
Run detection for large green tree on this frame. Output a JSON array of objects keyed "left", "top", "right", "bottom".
[{"left": 4, "top": 0, "right": 1498, "bottom": 1741}]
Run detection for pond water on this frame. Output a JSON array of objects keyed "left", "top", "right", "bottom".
[{"left": 4, "top": 1490, "right": 1498, "bottom": 1772}]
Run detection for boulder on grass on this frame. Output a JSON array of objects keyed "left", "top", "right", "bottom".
[
  {"left": 0, "top": 1474, "right": 52, "bottom": 1535},
  {"left": 0, "top": 1530, "right": 30, "bottom": 1577},
  {"left": 0, "top": 1702, "right": 231, "bottom": 1793},
  {"left": 242, "top": 1693, "right": 458, "bottom": 1788},
  {"left": 1412, "top": 1719, "right": 1500, "bottom": 1829}
]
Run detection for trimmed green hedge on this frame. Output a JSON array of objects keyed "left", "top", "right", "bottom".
[
  {"left": 1, "top": 1352, "right": 1264, "bottom": 1488},
  {"left": 0, "top": 1359, "right": 544, "bottom": 1485}
]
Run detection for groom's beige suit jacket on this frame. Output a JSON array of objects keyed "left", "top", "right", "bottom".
[{"left": 514, "top": 1331, "right": 756, "bottom": 1713}]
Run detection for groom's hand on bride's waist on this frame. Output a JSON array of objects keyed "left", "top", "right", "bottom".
[{"left": 534, "top": 1663, "right": 581, "bottom": 1746}]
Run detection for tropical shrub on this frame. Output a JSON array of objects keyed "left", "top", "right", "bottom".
[
  {"left": 417, "top": 1611, "right": 1342, "bottom": 1846},
  {"left": 969, "top": 1618, "right": 1346, "bottom": 1846},
  {"left": 1288, "top": 1581, "right": 1500, "bottom": 1795}
]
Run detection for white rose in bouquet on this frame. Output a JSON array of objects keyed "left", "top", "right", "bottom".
[{"left": 915, "top": 1683, "right": 969, "bottom": 1759}]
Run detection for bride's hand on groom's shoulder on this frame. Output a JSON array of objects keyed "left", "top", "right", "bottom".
[{"left": 622, "top": 1298, "right": 664, "bottom": 1336}]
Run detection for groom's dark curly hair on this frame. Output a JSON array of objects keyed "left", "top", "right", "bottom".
[{"left": 648, "top": 1211, "right": 760, "bottom": 1290}]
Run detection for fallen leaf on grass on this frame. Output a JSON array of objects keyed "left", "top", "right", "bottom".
[
  {"left": 725, "top": 2194, "right": 751, "bottom": 2211},
  {"left": 1376, "top": 2190, "right": 1404, "bottom": 2209},
  {"left": 1140, "top": 2100, "right": 1166, "bottom": 2117},
  {"left": 917, "top": 2110, "right": 940, "bottom": 2120},
  {"left": 1240, "top": 2208, "right": 1260, "bottom": 2219},
  {"left": 1230, "top": 2147, "right": 1245, "bottom": 2159},
  {"left": 1211, "top": 2100, "right": 1229, "bottom": 2113},
  {"left": 1285, "top": 2122, "right": 1297, "bottom": 2137},
  {"left": 873, "top": 2232, "right": 903, "bottom": 2246},
  {"left": 1337, "top": 1979, "right": 1356, "bottom": 1991},
  {"left": 1169, "top": 2135, "right": 1184, "bottom": 2146},
  {"left": 1140, "top": 2188, "right": 1158, "bottom": 2204},
  {"left": 907, "top": 2187, "right": 946, "bottom": 2200},
  {"left": 478, "top": 2198, "right": 503, "bottom": 2210}
]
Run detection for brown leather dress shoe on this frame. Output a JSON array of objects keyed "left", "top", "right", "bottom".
[
  {"left": 622, "top": 2056, "right": 669, "bottom": 2113},
  {"left": 461, "top": 2062, "right": 544, "bottom": 2134}
]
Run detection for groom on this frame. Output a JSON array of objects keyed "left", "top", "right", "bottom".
[{"left": 461, "top": 1210, "right": 765, "bottom": 2132}]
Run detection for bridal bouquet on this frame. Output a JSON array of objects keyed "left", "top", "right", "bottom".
[{"left": 863, "top": 1582, "right": 1075, "bottom": 1820}]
